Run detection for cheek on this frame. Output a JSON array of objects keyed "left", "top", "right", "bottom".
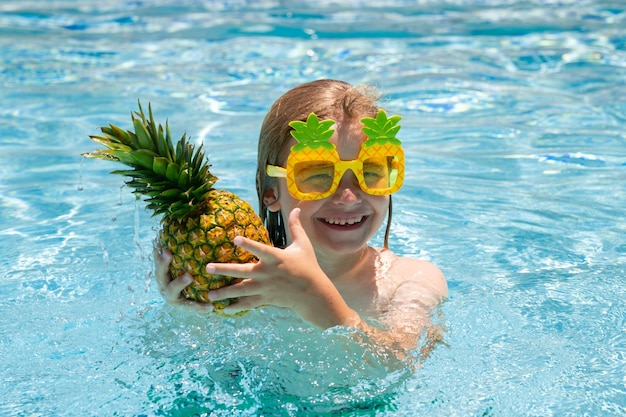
[
  {"left": 277, "top": 183, "right": 306, "bottom": 225},
  {"left": 372, "top": 196, "right": 391, "bottom": 220},
  {"left": 278, "top": 183, "right": 324, "bottom": 222},
  {"left": 278, "top": 182, "right": 298, "bottom": 212},
  {"left": 372, "top": 195, "right": 390, "bottom": 209},
  {"left": 277, "top": 190, "right": 325, "bottom": 244}
]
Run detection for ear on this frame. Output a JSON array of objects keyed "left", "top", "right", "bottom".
[{"left": 262, "top": 188, "right": 281, "bottom": 212}]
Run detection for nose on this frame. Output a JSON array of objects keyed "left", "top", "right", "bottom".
[{"left": 330, "top": 169, "right": 362, "bottom": 204}]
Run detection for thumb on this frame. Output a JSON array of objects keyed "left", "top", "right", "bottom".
[{"left": 288, "top": 208, "right": 308, "bottom": 244}]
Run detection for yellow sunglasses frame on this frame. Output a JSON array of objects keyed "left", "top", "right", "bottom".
[{"left": 266, "top": 142, "right": 405, "bottom": 201}]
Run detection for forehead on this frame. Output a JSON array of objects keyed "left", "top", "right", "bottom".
[
  {"left": 330, "top": 118, "right": 366, "bottom": 157},
  {"left": 280, "top": 115, "right": 367, "bottom": 163}
]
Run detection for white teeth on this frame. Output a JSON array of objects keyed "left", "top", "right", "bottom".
[{"left": 324, "top": 216, "right": 363, "bottom": 225}]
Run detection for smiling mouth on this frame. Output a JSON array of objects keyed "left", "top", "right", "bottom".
[{"left": 322, "top": 216, "right": 365, "bottom": 226}]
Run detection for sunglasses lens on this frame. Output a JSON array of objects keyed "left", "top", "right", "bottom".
[
  {"left": 362, "top": 156, "right": 401, "bottom": 191},
  {"left": 294, "top": 160, "right": 335, "bottom": 194}
]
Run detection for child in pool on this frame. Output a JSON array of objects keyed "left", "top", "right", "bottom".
[{"left": 155, "top": 79, "right": 448, "bottom": 357}]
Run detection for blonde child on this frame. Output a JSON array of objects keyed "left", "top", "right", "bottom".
[{"left": 155, "top": 79, "right": 447, "bottom": 357}]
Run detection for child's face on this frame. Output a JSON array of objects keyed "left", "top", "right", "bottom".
[{"left": 276, "top": 118, "right": 390, "bottom": 255}]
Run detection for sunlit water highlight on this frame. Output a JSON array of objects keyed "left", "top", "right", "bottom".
[{"left": 1, "top": 1, "right": 625, "bottom": 415}]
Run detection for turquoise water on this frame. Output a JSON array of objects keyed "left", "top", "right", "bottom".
[{"left": 1, "top": 0, "right": 625, "bottom": 415}]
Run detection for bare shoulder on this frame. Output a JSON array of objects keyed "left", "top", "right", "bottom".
[{"left": 380, "top": 250, "right": 448, "bottom": 300}]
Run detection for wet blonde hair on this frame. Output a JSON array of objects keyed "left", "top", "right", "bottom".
[{"left": 256, "top": 79, "right": 390, "bottom": 248}]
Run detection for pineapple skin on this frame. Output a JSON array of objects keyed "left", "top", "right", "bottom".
[{"left": 159, "top": 189, "right": 270, "bottom": 311}]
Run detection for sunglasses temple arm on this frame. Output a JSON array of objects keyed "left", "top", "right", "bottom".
[{"left": 266, "top": 165, "right": 287, "bottom": 177}]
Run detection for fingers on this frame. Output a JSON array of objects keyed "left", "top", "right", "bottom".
[
  {"left": 208, "top": 278, "right": 259, "bottom": 301},
  {"left": 165, "top": 272, "right": 192, "bottom": 298},
  {"left": 206, "top": 261, "right": 258, "bottom": 279},
  {"left": 286, "top": 208, "right": 308, "bottom": 245},
  {"left": 154, "top": 246, "right": 212, "bottom": 312},
  {"left": 154, "top": 248, "right": 174, "bottom": 294},
  {"left": 153, "top": 246, "right": 189, "bottom": 297},
  {"left": 223, "top": 295, "right": 264, "bottom": 315},
  {"left": 209, "top": 280, "right": 264, "bottom": 315},
  {"left": 162, "top": 272, "right": 214, "bottom": 313},
  {"left": 155, "top": 248, "right": 172, "bottom": 287},
  {"left": 288, "top": 207, "right": 302, "bottom": 230},
  {"left": 231, "top": 234, "right": 275, "bottom": 258}
]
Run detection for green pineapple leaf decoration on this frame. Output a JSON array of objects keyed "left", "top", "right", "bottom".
[
  {"left": 361, "top": 109, "right": 402, "bottom": 147},
  {"left": 288, "top": 113, "right": 336, "bottom": 151}
]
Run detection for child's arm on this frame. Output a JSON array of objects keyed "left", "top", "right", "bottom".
[
  {"left": 153, "top": 209, "right": 358, "bottom": 328},
  {"left": 206, "top": 209, "right": 448, "bottom": 359},
  {"left": 155, "top": 209, "right": 447, "bottom": 358},
  {"left": 209, "top": 244, "right": 447, "bottom": 360},
  {"left": 205, "top": 208, "right": 361, "bottom": 329}
]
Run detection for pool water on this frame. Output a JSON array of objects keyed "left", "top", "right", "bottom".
[{"left": 1, "top": 0, "right": 625, "bottom": 415}]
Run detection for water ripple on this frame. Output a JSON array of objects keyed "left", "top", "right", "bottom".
[{"left": 1, "top": 0, "right": 626, "bottom": 415}]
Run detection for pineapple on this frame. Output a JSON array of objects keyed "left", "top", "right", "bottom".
[{"left": 84, "top": 101, "right": 271, "bottom": 312}]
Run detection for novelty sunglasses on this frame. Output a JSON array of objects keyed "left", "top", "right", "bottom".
[{"left": 266, "top": 110, "right": 404, "bottom": 201}]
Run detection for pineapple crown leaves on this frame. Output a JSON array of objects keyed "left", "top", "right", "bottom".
[
  {"left": 288, "top": 113, "right": 336, "bottom": 152},
  {"left": 84, "top": 100, "right": 217, "bottom": 219},
  {"left": 360, "top": 109, "right": 402, "bottom": 147}
]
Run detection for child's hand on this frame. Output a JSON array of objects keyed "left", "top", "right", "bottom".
[
  {"left": 205, "top": 208, "right": 359, "bottom": 328},
  {"left": 153, "top": 246, "right": 213, "bottom": 313}
]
